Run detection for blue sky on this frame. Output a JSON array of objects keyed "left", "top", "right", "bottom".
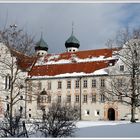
[{"left": 0, "top": 3, "right": 139, "bottom": 53}]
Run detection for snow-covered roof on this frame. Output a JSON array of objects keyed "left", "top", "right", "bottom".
[
  {"left": 29, "top": 68, "right": 108, "bottom": 79},
  {"left": 28, "top": 48, "right": 118, "bottom": 78}
]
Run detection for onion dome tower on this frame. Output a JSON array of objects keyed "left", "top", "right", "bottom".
[
  {"left": 65, "top": 23, "right": 80, "bottom": 52},
  {"left": 35, "top": 33, "right": 48, "bottom": 56}
]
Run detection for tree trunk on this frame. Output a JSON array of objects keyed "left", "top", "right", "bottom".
[
  {"left": 10, "top": 82, "right": 14, "bottom": 135},
  {"left": 10, "top": 95, "right": 13, "bottom": 135},
  {"left": 130, "top": 66, "right": 136, "bottom": 123},
  {"left": 130, "top": 100, "right": 136, "bottom": 123}
]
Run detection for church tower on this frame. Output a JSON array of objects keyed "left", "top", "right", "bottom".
[
  {"left": 35, "top": 34, "right": 48, "bottom": 56},
  {"left": 65, "top": 23, "right": 80, "bottom": 52}
]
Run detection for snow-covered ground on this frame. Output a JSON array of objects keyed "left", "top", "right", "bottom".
[
  {"left": 74, "top": 121, "right": 140, "bottom": 138},
  {"left": 1, "top": 120, "right": 139, "bottom": 138},
  {"left": 76, "top": 120, "right": 130, "bottom": 128},
  {"left": 29, "top": 121, "right": 140, "bottom": 138}
]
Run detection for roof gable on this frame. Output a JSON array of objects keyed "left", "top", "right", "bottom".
[{"left": 10, "top": 49, "right": 37, "bottom": 71}]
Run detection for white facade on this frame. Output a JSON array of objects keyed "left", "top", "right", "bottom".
[
  {"left": 1, "top": 38, "right": 140, "bottom": 121},
  {"left": 26, "top": 39, "right": 140, "bottom": 121},
  {"left": 26, "top": 72, "right": 140, "bottom": 121},
  {"left": 0, "top": 43, "right": 27, "bottom": 118}
]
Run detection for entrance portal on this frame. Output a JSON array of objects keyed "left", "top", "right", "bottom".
[{"left": 108, "top": 108, "right": 115, "bottom": 120}]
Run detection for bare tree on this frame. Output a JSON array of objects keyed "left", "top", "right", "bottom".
[
  {"left": 0, "top": 25, "right": 36, "bottom": 136},
  {"left": 105, "top": 38, "right": 140, "bottom": 123},
  {"left": 106, "top": 27, "right": 140, "bottom": 48},
  {"left": 36, "top": 102, "right": 80, "bottom": 137},
  {"left": 0, "top": 24, "right": 35, "bottom": 56},
  {"left": 0, "top": 112, "right": 28, "bottom": 137}
]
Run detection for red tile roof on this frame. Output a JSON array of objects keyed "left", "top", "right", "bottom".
[
  {"left": 44, "top": 48, "right": 117, "bottom": 62},
  {"left": 28, "top": 60, "right": 115, "bottom": 77},
  {"left": 17, "top": 56, "right": 37, "bottom": 71},
  {"left": 10, "top": 49, "right": 37, "bottom": 71},
  {"left": 28, "top": 48, "right": 118, "bottom": 77}
]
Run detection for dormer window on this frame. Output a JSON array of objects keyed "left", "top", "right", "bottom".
[{"left": 120, "top": 65, "right": 124, "bottom": 72}]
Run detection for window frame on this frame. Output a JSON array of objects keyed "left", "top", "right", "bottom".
[
  {"left": 57, "top": 95, "right": 61, "bottom": 103},
  {"left": 75, "top": 95, "right": 79, "bottom": 103},
  {"left": 92, "top": 94, "right": 96, "bottom": 102},
  {"left": 120, "top": 65, "right": 124, "bottom": 72},
  {"left": 67, "top": 95, "right": 71, "bottom": 103},
  {"left": 101, "top": 79, "right": 105, "bottom": 87},
  {"left": 67, "top": 80, "right": 71, "bottom": 89},
  {"left": 75, "top": 80, "right": 80, "bottom": 88},
  {"left": 83, "top": 80, "right": 88, "bottom": 88},
  {"left": 58, "top": 81, "right": 62, "bottom": 89},
  {"left": 92, "top": 79, "right": 96, "bottom": 88},
  {"left": 83, "top": 94, "right": 88, "bottom": 103},
  {"left": 5, "top": 74, "right": 11, "bottom": 90},
  {"left": 100, "top": 94, "right": 105, "bottom": 102}
]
